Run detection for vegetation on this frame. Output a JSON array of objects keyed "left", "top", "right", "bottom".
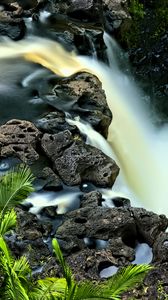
[
  {"left": 119, "top": 0, "right": 144, "bottom": 47},
  {"left": 128, "top": 0, "right": 144, "bottom": 19},
  {"left": 0, "top": 166, "right": 152, "bottom": 299},
  {"left": 120, "top": 0, "right": 168, "bottom": 47}
]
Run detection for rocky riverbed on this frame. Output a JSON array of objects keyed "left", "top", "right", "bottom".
[{"left": 0, "top": 0, "right": 168, "bottom": 298}]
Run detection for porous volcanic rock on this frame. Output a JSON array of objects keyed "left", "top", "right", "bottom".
[
  {"left": 41, "top": 130, "right": 119, "bottom": 186},
  {"left": 53, "top": 191, "right": 168, "bottom": 280},
  {"left": 0, "top": 119, "right": 41, "bottom": 164},
  {"left": 36, "top": 111, "right": 77, "bottom": 134},
  {"left": 39, "top": 73, "right": 112, "bottom": 137}
]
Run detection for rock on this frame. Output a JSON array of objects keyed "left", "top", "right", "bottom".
[
  {"left": 153, "top": 232, "right": 168, "bottom": 263},
  {"left": 0, "top": 119, "right": 41, "bottom": 164},
  {"left": 40, "top": 73, "right": 112, "bottom": 137},
  {"left": 81, "top": 191, "right": 103, "bottom": 208},
  {"left": 66, "top": 248, "right": 118, "bottom": 281},
  {"left": 55, "top": 205, "right": 136, "bottom": 251},
  {"left": 67, "top": 0, "right": 103, "bottom": 23},
  {"left": 38, "top": 167, "right": 63, "bottom": 191},
  {"left": 41, "top": 130, "right": 119, "bottom": 187},
  {"left": 5, "top": 206, "right": 52, "bottom": 268},
  {"left": 131, "top": 208, "right": 168, "bottom": 245},
  {"left": 0, "top": 11, "right": 25, "bottom": 40},
  {"left": 103, "top": 0, "right": 130, "bottom": 32},
  {"left": 36, "top": 111, "right": 77, "bottom": 134}
]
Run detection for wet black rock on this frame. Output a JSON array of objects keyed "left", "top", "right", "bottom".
[
  {"left": 0, "top": 119, "right": 41, "bottom": 164},
  {"left": 41, "top": 130, "right": 119, "bottom": 187},
  {"left": 39, "top": 73, "right": 112, "bottom": 137},
  {"left": 5, "top": 207, "right": 52, "bottom": 267},
  {"left": 38, "top": 167, "right": 63, "bottom": 191},
  {"left": 131, "top": 208, "right": 168, "bottom": 245},
  {"left": 67, "top": 0, "right": 103, "bottom": 24},
  {"left": 36, "top": 111, "right": 77, "bottom": 134},
  {"left": 0, "top": 10, "right": 26, "bottom": 40}
]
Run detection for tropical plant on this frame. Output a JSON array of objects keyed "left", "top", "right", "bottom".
[
  {"left": 0, "top": 165, "right": 35, "bottom": 299},
  {"left": 0, "top": 166, "right": 152, "bottom": 299},
  {"left": 0, "top": 164, "right": 35, "bottom": 215},
  {"left": 30, "top": 239, "right": 152, "bottom": 300}
]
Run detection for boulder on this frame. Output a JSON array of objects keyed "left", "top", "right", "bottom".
[
  {"left": 0, "top": 119, "right": 41, "bottom": 164},
  {"left": 41, "top": 130, "right": 119, "bottom": 187},
  {"left": 39, "top": 73, "right": 112, "bottom": 137}
]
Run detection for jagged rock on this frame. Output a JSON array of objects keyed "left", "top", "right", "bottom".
[
  {"left": 40, "top": 73, "right": 112, "bottom": 137},
  {"left": 153, "top": 232, "right": 168, "bottom": 263},
  {"left": 67, "top": 0, "right": 103, "bottom": 23},
  {"left": 41, "top": 130, "right": 119, "bottom": 187},
  {"left": 66, "top": 248, "right": 119, "bottom": 281},
  {"left": 38, "top": 167, "right": 63, "bottom": 191},
  {"left": 131, "top": 208, "right": 168, "bottom": 245},
  {"left": 0, "top": 10, "right": 25, "bottom": 40},
  {"left": 103, "top": 0, "right": 130, "bottom": 32},
  {"left": 0, "top": 119, "right": 41, "bottom": 164},
  {"left": 36, "top": 111, "right": 77, "bottom": 134},
  {"left": 5, "top": 206, "right": 52, "bottom": 267}
]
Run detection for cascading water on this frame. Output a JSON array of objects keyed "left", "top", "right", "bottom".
[{"left": 0, "top": 35, "right": 167, "bottom": 215}]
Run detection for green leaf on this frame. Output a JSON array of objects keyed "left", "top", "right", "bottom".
[
  {"left": 0, "top": 164, "right": 35, "bottom": 214},
  {"left": 106, "top": 264, "right": 153, "bottom": 299},
  {"left": 0, "top": 236, "right": 30, "bottom": 300},
  {"left": 0, "top": 235, "right": 13, "bottom": 266},
  {"left": 30, "top": 278, "right": 67, "bottom": 300},
  {"left": 0, "top": 209, "right": 17, "bottom": 235},
  {"left": 52, "top": 239, "right": 74, "bottom": 289}
]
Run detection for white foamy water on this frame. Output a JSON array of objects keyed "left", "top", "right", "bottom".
[{"left": 24, "top": 191, "right": 80, "bottom": 215}]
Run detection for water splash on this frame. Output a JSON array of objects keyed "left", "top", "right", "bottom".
[{"left": 0, "top": 36, "right": 167, "bottom": 215}]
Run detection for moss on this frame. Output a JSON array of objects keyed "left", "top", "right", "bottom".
[
  {"left": 119, "top": 0, "right": 145, "bottom": 48},
  {"left": 157, "top": 281, "right": 168, "bottom": 300},
  {"left": 128, "top": 0, "right": 144, "bottom": 18},
  {"left": 152, "top": 0, "right": 168, "bottom": 39},
  {"left": 118, "top": 0, "right": 168, "bottom": 48}
]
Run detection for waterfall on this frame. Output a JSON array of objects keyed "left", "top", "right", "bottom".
[{"left": 0, "top": 35, "right": 167, "bottom": 215}]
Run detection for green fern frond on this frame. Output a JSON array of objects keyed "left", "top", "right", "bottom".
[
  {"left": 73, "top": 281, "right": 110, "bottom": 300},
  {"left": 4, "top": 266, "right": 30, "bottom": 300},
  {"left": 52, "top": 239, "right": 74, "bottom": 289},
  {"left": 105, "top": 264, "right": 153, "bottom": 299},
  {"left": 0, "top": 236, "right": 30, "bottom": 300},
  {"left": 0, "top": 236, "right": 13, "bottom": 265},
  {"left": 30, "top": 278, "right": 66, "bottom": 300},
  {"left": 13, "top": 256, "right": 31, "bottom": 289},
  {"left": 0, "top": 164, "right": 35, "bottom": 214},
  {"left": 0, "top": 209, "right": 17, "bottom": 235}
]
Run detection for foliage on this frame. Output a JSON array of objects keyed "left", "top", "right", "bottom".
[
  {"left": 157, "top": 281, "right": 168, "bottom": 300},
  {"left": 0, "top": 167, "right": 152, "bottom": 299},
  {"left": 0, "top": 164, "right": 35, "bottom": 214},
  {"left": 152, "top": 0, "right": 168, "bottom": 39},
  {"left": 119, "top": 0, "right": 144, "bottom": 48},
  {"left": 128, "top": 0, "right": 144, "bottom": 19}
]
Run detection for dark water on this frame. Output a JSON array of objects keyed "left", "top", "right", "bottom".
[{"left": 0, "top": 59, "right": 52, "bottom": 125}]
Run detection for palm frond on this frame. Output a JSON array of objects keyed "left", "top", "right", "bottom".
[
  {"left": 72, "top": 264, "right": 152, "bottom": 300},
  {"left": 29, "top": 277, "right": 66, "bottom": 300},
  {"left": 0, "top": 164, "right": 35, "bottom": 214},
  {"left": 0, "top": 209, "right": 17, "bottom": 235},
  {"left": 13, "top": 256, "right": 31, "bottom": 289},
  {"left": 73, "top": 281, "right": 110, "bottom": 300},
  {"left": 105, "top": 264, "right": 153, "bottom": 299},
  {"left": 0, "top": 237, "right": 30, "bottom": 300},
  {"left": 4, "top": 266, "right": 30, "bottom": 300},
  {"left": 0, "top": 235, "right": 13, "bottom": 265},
  {"left": 52, "top": 239, "right": 74, "bottom": 289}
]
